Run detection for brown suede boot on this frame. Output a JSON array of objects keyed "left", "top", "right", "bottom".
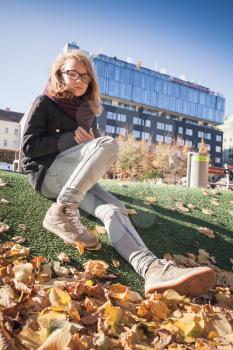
[
  {"left": 145, "top": 259, "right": 216, "bottom": 298},
  {"left": 43, "top": 202, "right": 97, "bottom": 248}
]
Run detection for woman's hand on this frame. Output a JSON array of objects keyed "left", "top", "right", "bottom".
[{"left": 74, "top": 127, "right": 95, "bottom": 144}]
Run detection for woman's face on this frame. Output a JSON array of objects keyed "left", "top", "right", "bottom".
[{"left": 61, "top": 58, "right": 91, "bottom": 97}]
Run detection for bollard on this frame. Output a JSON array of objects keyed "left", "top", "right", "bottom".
[{"left": 186, "top": 152, "right": 209, "bottom": 188}]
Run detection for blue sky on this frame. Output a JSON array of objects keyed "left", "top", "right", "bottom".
[{"left": 1, "top": 0, "right": 232, "bottom": 118}]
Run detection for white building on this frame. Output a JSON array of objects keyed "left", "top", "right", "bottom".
[
  {"left": 217, "top": 115, "right": 233, "bottom": 164},
  {"left": 0, "top": 108, "right": 23, "bottom": 150}
]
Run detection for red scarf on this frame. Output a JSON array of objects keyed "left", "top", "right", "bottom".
[{"left": 43, "top": 82, "right": 96, "bottom": 132}]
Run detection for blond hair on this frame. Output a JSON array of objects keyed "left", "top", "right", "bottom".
[{"left": 48, "top": 49, "right": 103, "bottom": 116}]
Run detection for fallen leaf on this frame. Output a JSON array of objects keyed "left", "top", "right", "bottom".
[
  {"left": 176, "top": 202, "right": 189, "bottom": 212},
  {"left": 57, "top": 252, "right": 70, "bottom": 263},
  {"left": 112, "top": 259, "right": 120, "bottom": 268},
  {"left": 11, "top": 236, "right": 25, "bottom": 244},
  {"left": 187, "top": 203, "right": 196, "bottom": 210},
  {"left": 202, "top": 190, "right": 209, "bottom": 196},
  {"left": 0, "top": 178, "right": 6, "bottom": 187},
  {"left": 197, "top": 227, "right": 215, "bottom": 238},
  {"left": 18, "top": 224, "right": 28, "bottom": 231},
  {"left": 83, "top": 260, "right": 109, "bottom": 276},
  {"left": 0, "top": 198, "right": 9, "bottom": 204},
  {"left": 126, "top": 208, "right": 138, "bottom": 215},
  {"left": 75, "top": 241, "right": 85, "bottom": 255},
  {"left": 145, "top": 196, "right": 157, "bottom": 203},
  {"left": 0, "top": 222, "right": 10, "bottom": 233},
  {"left": 202, "top": 208, "right": 214, "bottom": 215},
  {"left": 49, "top": 287, "right": 71, "bottom": 307}
]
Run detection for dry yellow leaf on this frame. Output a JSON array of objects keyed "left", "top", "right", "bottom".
[
  {"left": 126, "top": 208, "right": 138, "bottom": 215},
  {"left": 145, "top": 196, "right": 157, "bottom": 203},
  {"left": 49, "top": 287, "right": 71, "bottom": 307},
  {"left": 83, "top": 260, "right": 109, "bottom": 276},
  {"left": 18, "top": 223, "right": 28, "bottom": 231},
  {"left": 75, "top": 241, "right": 85, "bottom": 255}
]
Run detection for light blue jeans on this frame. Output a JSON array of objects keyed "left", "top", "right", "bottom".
[{"left": 41, "top": 136, "right": 157, "bottom": 278}]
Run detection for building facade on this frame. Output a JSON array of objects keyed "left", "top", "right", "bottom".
[
  {"left": 0, "top": 109, "right": 23, "bottom": 150},
  {"left": 217, "top": 115, "right": 233, "bottom": 164},
  {"left": 65, "top": 42, "right": 224, "bottom": 166}
]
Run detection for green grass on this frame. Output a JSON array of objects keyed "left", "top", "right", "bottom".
[{"left": 0, "top": 170, "right": 233, "bottom": 295}]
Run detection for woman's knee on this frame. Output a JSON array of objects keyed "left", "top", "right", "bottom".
[{"left": 98, "top": 136, "right": 119, "bottom": 157}]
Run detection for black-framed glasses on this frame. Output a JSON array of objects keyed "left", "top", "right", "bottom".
[{"left": 62, "top": 70, "right": 91, "bottom": 84}]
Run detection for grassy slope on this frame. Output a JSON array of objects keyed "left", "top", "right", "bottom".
[{"left": 0, "top": 170, "right": 233, "bottom": 295}]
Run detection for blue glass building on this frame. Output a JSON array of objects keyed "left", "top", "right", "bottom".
[{"left": 64, "top": 43, "right": 224, "bottom": 165}]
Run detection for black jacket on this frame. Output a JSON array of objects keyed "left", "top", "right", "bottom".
[{"left": 21, "top": 95, "right": 101, "bottom": 192}]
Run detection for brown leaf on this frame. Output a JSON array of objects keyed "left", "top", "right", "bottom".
[
  {"left": 197, "top": 227, "right": 215, "bottom": 238},
  {"left": 83, "top": 260, "right": 109, "bottom": 276},
  {"left": 176, "top": 202, "right": 189, "bottom": 212},
  {"left": 112, "top": 259, "right": 120, "bottom": 268},
  {"left": 18, "top": 224, "right": 28, "bottom": 232},
  {"left": 11, "top": 236, "right": 25, "bottom": 244}
]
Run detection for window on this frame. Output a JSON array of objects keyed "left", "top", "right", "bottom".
[
  {"left": 3, "top": 140, "right": 7, "bottom": 146},
  {"left": 107, "top": 111, "right": 116, "bottom": 120},
  {"left": 107, "top": 112, "right": 126, "bottom": 122},
  {"left": 106, "top": 125, "right": 115, "bottom": 133},
  {"left": 133, "top": 117, "right": 140, "bottom": 125},
  {"left": 133, "top": 117, "right": 151, "bottom": 127},
  {"left": 117, "top": 113, "right": 126, "bottom": 122},
  {"left": 145, "top": 120, "right": 151, "bottom": 127},
  {"left": 14, "top": 129, "right": 18, "bottom": 135},
  {"left": 164, "top": 136, "right": 172, "bottom": 143},
  {"left": 216, "top": 135, "right": 222, "bottom": 142},
  {"left": 157, "top": 122, "right": 164, "bottom": 130},
  {"left": 205, "top": 132, "right": 211, "bottom": 140},
  {"left": 216, "top": 146, "right": 221, "bottom": 153},
  {"left": 5, "top": 128, "right": 9, "bottom": 134},
  {"left": 156, "top": 134, "right": 164, "bottom": 142},
  {"left": 116, "top": 127, "right": 126, "bottom": 135},
  {"left": 186, "top": 128, "right": 193, "bottom": 136},
  {"left": 165, "top": 124, "right": 173, "bottom": 132},
  {"left": 133, "top": 130, "right": 140, "bottom": 138},
  {"left": 198, "top": 131, "right": 204, "bottom": 138},
  {"left": 178, "top": 127, "right": 183, "bottom": 134},
  {"left": 215, "top": 157, "right": 221, "bottom": 164},
  {"left": 177, "top": 138, "right": 184, "bottom": 146},
  {"left": 206, "top": 144, "right": 211, "bottom": 151},
  {"left": 141, "top": 132, "right": 150, "bottom": 140}
]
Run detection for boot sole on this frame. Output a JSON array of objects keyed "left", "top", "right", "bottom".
[
  {"left": 43, "top": 219, "right": 97, "bottom": 248},
  {"left": 145, "top": 267, "right": 216, "bottom": 298}
]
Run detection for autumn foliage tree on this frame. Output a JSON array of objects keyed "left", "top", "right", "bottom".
[{"left": 107, "top": 132, "right": 189, "bottom": 182}]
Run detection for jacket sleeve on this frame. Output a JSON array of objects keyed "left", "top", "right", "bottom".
[
  {"left": 22, "top": 96, "right": 76, "bottom": 158},
  {"left": 92, "top": 117, "right": 101, "bottom": 138}
]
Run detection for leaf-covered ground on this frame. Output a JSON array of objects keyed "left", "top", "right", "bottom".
[{"left": 0, "top": 170, "right": 233, "bottom": 349}]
